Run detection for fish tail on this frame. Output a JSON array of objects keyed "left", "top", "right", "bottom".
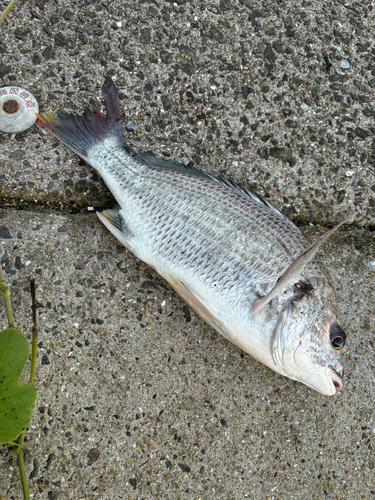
[{"left": 37, "top": 78, "right": 125, "bottom": 160}]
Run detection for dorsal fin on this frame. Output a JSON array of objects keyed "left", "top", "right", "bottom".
[
  {"left": 251, "top": 215, "right": 353, "bottom": 315},
  {"left": 215, "top": 178, "right": 292, "bottom": 223},
  {"left": 133, "top": 153, "right": 217, "bottom": 181},
  {"left": 134, "top": 153, "right": 291, "bottom": 222}
]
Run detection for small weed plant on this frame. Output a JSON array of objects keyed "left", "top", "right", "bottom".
[{"left": 0, "top": 267, "right": 38, "bottom": 500}]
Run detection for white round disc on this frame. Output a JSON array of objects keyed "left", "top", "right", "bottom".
[{"left": 0, "top": 86, "right": 39, "bottom": 133}]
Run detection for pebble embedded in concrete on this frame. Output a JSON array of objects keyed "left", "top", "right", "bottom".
[{"left": 340, "top": 59, "right": 350, "bottom": 69}]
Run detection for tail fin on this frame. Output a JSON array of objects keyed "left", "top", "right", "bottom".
[{"left": 37, "top": 78, "right": 125, "bottom": 160}]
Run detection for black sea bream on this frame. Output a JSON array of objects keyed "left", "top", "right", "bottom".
[{"left": 38, "top": 79, "right": 348, "bottom": 395}]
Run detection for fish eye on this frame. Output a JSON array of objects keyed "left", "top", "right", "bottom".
[{"left": 330, "top": 323, "right": 346, "bottom": 350}]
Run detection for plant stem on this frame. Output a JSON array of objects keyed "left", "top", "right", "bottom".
[
  {"left": 1, "top": 268, "right": 33, "bottom": 499},
  {"left": 0, "top": 0, "right": 18, "bottom": 25},
  {"left": 29, "top": 279, "right": 37, "bottom": 384},
  {"left": 30, "top": 332, "right": 37, "bottom": 385},
  {"left": 13, "top": 278, "right": 38, "bottom": 499},
  {"left": 16, "top": 436, "right": 30, "bottom": 500},
  {"left": 0, "top": 267, "right": 14, "bottom": 328}
]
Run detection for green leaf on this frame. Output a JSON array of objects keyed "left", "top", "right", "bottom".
[{"left": 0, "top": 328, "right": 37, "bottom": 445}]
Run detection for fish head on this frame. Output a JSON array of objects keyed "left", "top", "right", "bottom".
[{"left": 269, "top": 280, "right": 345, "bottom": 396}]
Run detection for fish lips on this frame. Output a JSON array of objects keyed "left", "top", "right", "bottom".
[
  {"left": 287, "top": 342, "right": 344, "bottom": 396},
  {"left": 311, "top": 365, "right": 343, "bottom": 396},
  {"left": 328, "top": 365, "right": 343, "bottom": 393},
  {"left": 287, "top": 363, "right": 343, "bottom": 396}
]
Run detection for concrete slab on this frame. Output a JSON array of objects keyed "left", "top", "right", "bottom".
[
  {"left": 0, "top": 209, "right": 374, "bottom": 499},
  {"left": 0, "top": 0, "right": 374, "bottom": 222}
]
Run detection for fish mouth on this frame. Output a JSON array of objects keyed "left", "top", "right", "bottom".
[{"left": 328, "top": 365, "right": 343, "bottom": 392}]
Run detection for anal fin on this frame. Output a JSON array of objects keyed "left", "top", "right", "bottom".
[
  {"left": 162, "top": 271, "right": 231, "bottom": 341},
  {"left": 97, "top": 207, "right": 136, "bottom": 255}
]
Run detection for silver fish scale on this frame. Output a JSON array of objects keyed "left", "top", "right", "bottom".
[{"left": 99, "top": 147, "right": 329, "bottom": 309}]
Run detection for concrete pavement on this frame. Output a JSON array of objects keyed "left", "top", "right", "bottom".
[{"left": 1, "top": 0, "right": 375, "bottom": 498}]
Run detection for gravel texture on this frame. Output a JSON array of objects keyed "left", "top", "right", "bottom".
[{"left": 0, "top": 0, "right": 375, "bottom": 499}]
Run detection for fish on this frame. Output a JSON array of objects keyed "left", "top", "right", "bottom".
[{"left": 38, "top": 79, "right": 349, "bottom": 396}]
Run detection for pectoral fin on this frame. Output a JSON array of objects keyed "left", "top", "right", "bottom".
[{"left": 252, "top": 215, "right": 353, "bottom": 315}]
